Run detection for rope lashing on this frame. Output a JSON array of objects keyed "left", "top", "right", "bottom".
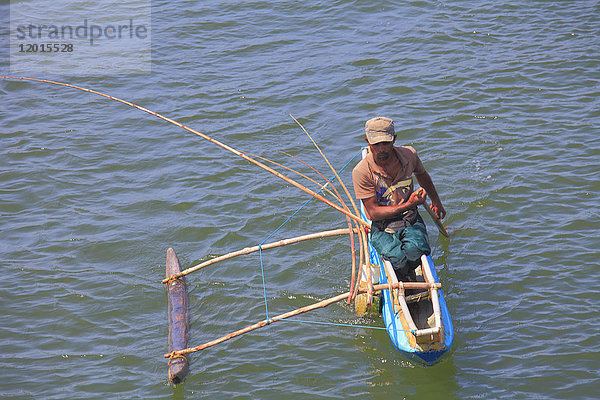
[
  {"left": 167, "top": 353, "right": 188, "bottom": 367},
  {"left": 165, "top": 275, "right": 185, "bottom": 288}
]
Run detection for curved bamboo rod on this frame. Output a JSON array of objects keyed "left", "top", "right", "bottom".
[
  {"left": 289, "top": 115, "right": 371, "bottom": 305},
  {"left": 278, "top": 149, "right": 361, "bottom": 304},
  {"left": 243, "top": 152, "right": 342, "bottom": 202},
  {"left": 0, "top": 76, "right": 369, "bottom": 229}
]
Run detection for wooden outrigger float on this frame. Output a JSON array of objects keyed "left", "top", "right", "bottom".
[
  {"left": 0, "top": 77, "right": 454, "bottom": 381},
  {"left": 165, "top": 248, "right": 190, "bottom": 384}
]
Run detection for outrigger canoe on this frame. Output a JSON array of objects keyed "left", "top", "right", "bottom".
[
  {"left": 358, "top": 149, "right": 453, "bottom": 364},
  {"left": 0, "top": 77, "right": 453, "bottom": 371}
]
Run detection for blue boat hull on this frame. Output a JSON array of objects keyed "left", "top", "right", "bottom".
[
  {"left": 371, "top": 241, "right": 454, "bottom": 364},
  {"left": 359, "top": 189, "right": 453, "bottom": 364}
]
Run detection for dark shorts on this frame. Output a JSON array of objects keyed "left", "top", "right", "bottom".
[{"left": 369, "top": 213, "right": 431, "bottom": 277}]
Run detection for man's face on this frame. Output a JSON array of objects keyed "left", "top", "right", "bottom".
[{"left": 369, "top": 139, "right": 395, "bottom": 163}]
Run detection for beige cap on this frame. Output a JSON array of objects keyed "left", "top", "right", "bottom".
[{"left": 365, "top": 117, "right": 395, "bottom": 144}]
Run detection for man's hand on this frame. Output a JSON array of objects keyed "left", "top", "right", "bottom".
[
  {"left": 409, "top": 187, "right": 427, "bottom": 206},
  {"left": 430, "top": 201, "right": 446, "bottom": 220}
]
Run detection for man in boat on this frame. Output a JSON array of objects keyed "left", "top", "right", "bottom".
[{"left": 352, "top": 117, "right": 446, "bottom": 280}]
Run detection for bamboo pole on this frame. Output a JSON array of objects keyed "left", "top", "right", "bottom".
[
  {"left": 347, "top": 222, "right": 357, "bottom": 303},
  {"left": 349, "top": 228, "right": 372, "bottom": 305},
  {"left": 2, "top": 76, "right": 374, "bottom": 304},
  {"left": 347, "top": 227, "right": 365, "bottom": 306},
  {"left": 0, "top": 76, "right": 370, "bottom": 229},
  {"left": 244, "top": 151, "right": 342, "bottom": 202},
  {"left": 289, "top": 115, "right": 372, "bottom": 304},
  {"left": 275, "top": 149, "right": 361, "bottom": 300},
  {"left": 289, "top": 115, "right": 361, "bottom": 218},
  {"left": 278, "top": 149, "right": 363, "bottom": 305},
  {"left": 245, "top": 150, "right": 362, "bottom": 302},
  {"left": 161, "top": 228, "right": 356, "bottom": 283},
  {"left": 164, "top": 280, "right": 441, "bottom": 358},
  {"left": 362, "top": 228, "right": 373, "bottom": 306}
]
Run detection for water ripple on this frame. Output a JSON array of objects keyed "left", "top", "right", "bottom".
[{"left": 2, "top": 0, "right": 599, "bottom": 398}]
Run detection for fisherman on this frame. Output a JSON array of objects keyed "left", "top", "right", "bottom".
[{"left": 352, "top": 117, "right": 446, "bottom": 280}]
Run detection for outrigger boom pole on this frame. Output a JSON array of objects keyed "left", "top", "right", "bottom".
[
  {"left": 164, "top": 281, "right": 441, "bottom": 358},
  {"left": 162, "top": 228, "right": 358, "bottom": 283}
]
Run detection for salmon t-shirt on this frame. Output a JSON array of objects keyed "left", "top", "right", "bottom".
[{"left": 352, "top": 146, "right": 425, "bottom": 228}]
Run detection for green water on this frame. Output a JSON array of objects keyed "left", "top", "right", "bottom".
[{"left": 1, "top": 1, "right": 599, "bottom": 399}]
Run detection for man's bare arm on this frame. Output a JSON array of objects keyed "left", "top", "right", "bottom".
[
  {"left": 362, "top": 188, "right": 427, "bottom": 222},
  {"left": 415, "top": 171, "right": 446, "bottom": 219}
]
